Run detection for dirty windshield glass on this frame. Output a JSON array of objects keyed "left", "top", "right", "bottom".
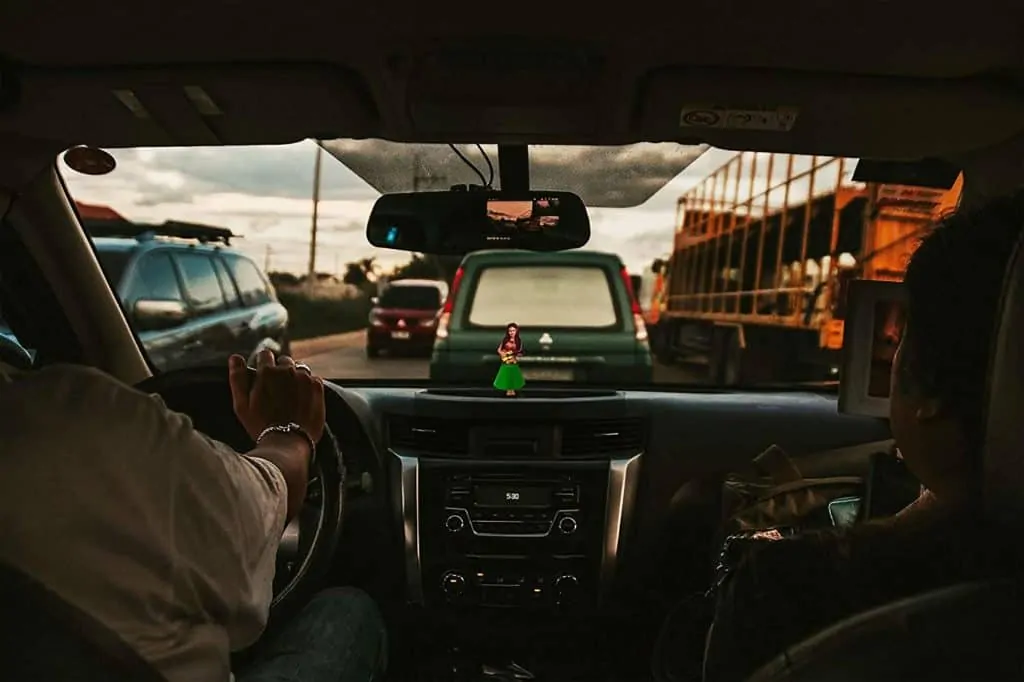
[{"left": 61, "top": 142, "right": 962, "bottom": 386}]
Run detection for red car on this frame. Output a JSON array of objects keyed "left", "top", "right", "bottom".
[{"left": 367, "top": 279, "right": 449, "bottom": 358}]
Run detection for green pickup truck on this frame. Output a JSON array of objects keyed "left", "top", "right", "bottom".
[{"left": 429, "top": 250, "right": 654, "bottom": 387}]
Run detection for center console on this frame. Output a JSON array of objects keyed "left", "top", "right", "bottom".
[{"left": 387, "top": 410, "right": 644, "bottom": 613}]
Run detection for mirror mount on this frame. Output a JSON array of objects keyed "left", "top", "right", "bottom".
[{"left": 497, "top": 144, "right": 530, "bottom": 193}]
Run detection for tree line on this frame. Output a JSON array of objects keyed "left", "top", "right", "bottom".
[{"left": 268, "top": 253, "right": 462, "bottom": 296}]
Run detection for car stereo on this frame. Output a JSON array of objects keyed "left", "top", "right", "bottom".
[
  {"left": 445, "top": 476, "right": 580, "bottom": 537},
  {"left": 416, "top": 463, "right": 612, "bottom": 611}
]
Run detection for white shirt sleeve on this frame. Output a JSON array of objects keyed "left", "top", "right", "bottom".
[{"left": 153, "top": 396, "right": 288, "bottom": 651}]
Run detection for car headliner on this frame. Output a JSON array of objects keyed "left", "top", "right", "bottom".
[{"left": 0, "top": 1, "right": 1021, "bottom": 194}]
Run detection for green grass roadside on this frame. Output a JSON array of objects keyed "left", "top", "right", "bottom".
[{"left": 277, "top": 289, "right": 372, "bottom": 341}]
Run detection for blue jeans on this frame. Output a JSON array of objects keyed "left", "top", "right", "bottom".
[{"left": 237, "top": 587, "right": 387, "bottom": 682}]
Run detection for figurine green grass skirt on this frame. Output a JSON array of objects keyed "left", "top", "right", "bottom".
[{"left": 493, "top": 362, "right": 525, "bottom": 392}]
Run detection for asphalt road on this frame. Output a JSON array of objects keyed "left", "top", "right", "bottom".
[{"left": 297, "top": 330, "right": 706, "bottom": 384}]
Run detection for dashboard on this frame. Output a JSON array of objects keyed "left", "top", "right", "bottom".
[
  {"left": 324, "top": 384, "right": 892, "bottom": 614},
  {"left": 153, "top": 374, "right": 891, "bottom": 617}
]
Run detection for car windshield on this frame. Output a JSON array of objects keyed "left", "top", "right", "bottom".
[
  {"left": 379, "top": 286, "right": 441, "bottom": 310},
  {"left": 61, "top": 141, "right": 962, "bottom": 387}
]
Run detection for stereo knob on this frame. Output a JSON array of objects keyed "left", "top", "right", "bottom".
[
  {"left": 445, "top": 514, "right": 465, "bottom": 533},
  {"left": 553, "top": 574, "right": 580, "bottom": 605},
  {"left": 557, "top": 515, "right": 578, "bottom": 535},
  {"left": 441, "top": 571, "right": 467, "bottom": 599}
]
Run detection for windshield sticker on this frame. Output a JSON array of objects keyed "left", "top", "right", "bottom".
[{"left": 679, "top": 105, "right": 799, "bottom": 132}]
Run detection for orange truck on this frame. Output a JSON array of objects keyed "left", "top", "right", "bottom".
[{"left": 647, "top": 152, "right": 962, "bottom": 384}]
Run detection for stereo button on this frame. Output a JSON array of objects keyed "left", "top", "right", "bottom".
[
  {"left": 445, "top": 514, "right": 465, "bottom": 533},
  {"left": 557, "top": 516, "right": 578, "bottom": 535},
  {"left": 441, "top": 571, "right": 467, "bottom": 599}
]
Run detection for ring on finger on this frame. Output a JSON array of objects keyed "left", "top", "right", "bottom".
[{"left": 295, "top": 363, "right": 313, "bottom": 375}]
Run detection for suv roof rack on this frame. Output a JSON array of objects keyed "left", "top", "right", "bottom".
[{"left": 82, "top": 218, "right": 239, "bottom": 246}]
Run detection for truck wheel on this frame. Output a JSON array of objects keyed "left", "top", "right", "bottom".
[
  {"left": 366, "top": 345, "right": 380, "bottom": 359},
  {"left": 710, "top": 327, "right": 743, "bottom": 386},
  {"left": 651, "top": 323, "right": 675, "bottom": 365},
  {"left": 721, "top": 332, "right": 742, "bottom": 386}
]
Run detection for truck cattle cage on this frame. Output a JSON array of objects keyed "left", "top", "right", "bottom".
[{"left": 648, "top": 151, "right": 962, "bottom": 385}]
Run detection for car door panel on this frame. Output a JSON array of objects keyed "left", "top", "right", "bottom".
[{"left": 119, "top": 250, "right": 203, "bottom": 373}]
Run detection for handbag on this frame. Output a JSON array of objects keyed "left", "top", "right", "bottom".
[{"left": 718, "top": 444, "right": 863, "bottom": 541}]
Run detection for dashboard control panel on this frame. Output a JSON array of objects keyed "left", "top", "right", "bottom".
[
  {"left": 439, "top": 567, "right": 586, "bottom": 609},
  {"left": 415, "top": 461, "right": 614, "bottom": 611}
]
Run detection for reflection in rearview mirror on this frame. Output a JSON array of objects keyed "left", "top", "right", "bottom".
[{"left": 366, "top": 190, "right": 590, "bottom": 256}]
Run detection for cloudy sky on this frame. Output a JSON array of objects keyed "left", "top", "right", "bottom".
[{"left": 60, "top": 142, "right": 854, "bottom": 276}]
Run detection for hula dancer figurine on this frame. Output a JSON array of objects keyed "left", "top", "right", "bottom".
[{"left": 493, "top": 322, "right": 525, "bottom": 397}]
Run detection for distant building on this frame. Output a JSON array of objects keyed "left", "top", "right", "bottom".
[{"left": 75, "top": 201, "right": 124, "bottom": 221}]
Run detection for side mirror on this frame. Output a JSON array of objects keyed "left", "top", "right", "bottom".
[
  {"left": 133, "top": 299, "right": 189, "bottom": 331},
  {"left": 370, "top": 296, "right": 379, "bottom": 306}
]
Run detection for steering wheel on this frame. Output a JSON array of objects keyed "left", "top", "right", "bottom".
[{"left": 135, "top": 366, "right": 345, "bottom": 618}]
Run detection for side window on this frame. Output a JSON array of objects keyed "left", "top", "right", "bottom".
[
  {"left": 174, "top": 252, "right": 226, "bottom": 314},
  {"left": 226, "top": 254, "right": 273, "bottom": 307},
  {"left": 212, "top": 257, "right": 241, "bottom": 308},
  {"left": 127, "top": 253, "right": 184, "bottom": 303}
]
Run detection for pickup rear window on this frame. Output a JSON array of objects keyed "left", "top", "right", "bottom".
[{"left": 467, "top": 265, "right": 618, "bottom": 328}]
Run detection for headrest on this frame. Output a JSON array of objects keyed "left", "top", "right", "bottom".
[{"left": 983, "top": 227, "right": 1024, "bottom": 523}]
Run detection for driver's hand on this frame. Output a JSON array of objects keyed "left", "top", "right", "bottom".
[{"left": 228, "top": 350, "right": 326, "bottom": 444}]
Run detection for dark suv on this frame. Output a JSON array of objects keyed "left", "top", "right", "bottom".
[{"left": 85, "top": 219, "right": 289, "bottom": 372}]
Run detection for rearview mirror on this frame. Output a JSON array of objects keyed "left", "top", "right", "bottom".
[
  {"left": 366, "top": 190, "right": 590, "bottom": 256},
  {"left": 133, "top": 299, "right": 189, "bottom": 331}
]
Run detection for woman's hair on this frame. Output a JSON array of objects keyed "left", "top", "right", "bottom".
[
  {"left": 499, "top": 322, "right": 523, "bottom": 354},
  {"left": 901, "top": 190, "right": 1024, "bottom": 449}
]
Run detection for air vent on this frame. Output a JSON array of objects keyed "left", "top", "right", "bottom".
[
  {"left": 387, "top": 416, "right": 470, "bottom": 456},
  {"left": 560, "top": 419, "right": 645, "bottom": 458}
]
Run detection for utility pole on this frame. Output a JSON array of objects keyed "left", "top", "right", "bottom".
[
  {"left": 334, "top": 251, "right": 339, "bottom": 279},
  {"left": 264, "top": 244, "right": 272, "bottom": 272},
  {"left": 306, "top": 142, "right": 323, "bottom": 292}
]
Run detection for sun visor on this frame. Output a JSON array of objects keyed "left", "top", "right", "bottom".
[
  {"left": 638, "top": 67, "right": 1024, "bottom": 160},
  {"left": 0, "top": 65, "right": 378, "bottom": 148},
  {"left": 401, "top": 44, "right": 608, "bottom": 142}
]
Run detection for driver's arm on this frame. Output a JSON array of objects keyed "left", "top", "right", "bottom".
[
  {"left": 154, "top": 397, "right": 291, "bottom": 650},
  {"left": 246, "top": 431, "right": 311, "bottom": 523}
]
